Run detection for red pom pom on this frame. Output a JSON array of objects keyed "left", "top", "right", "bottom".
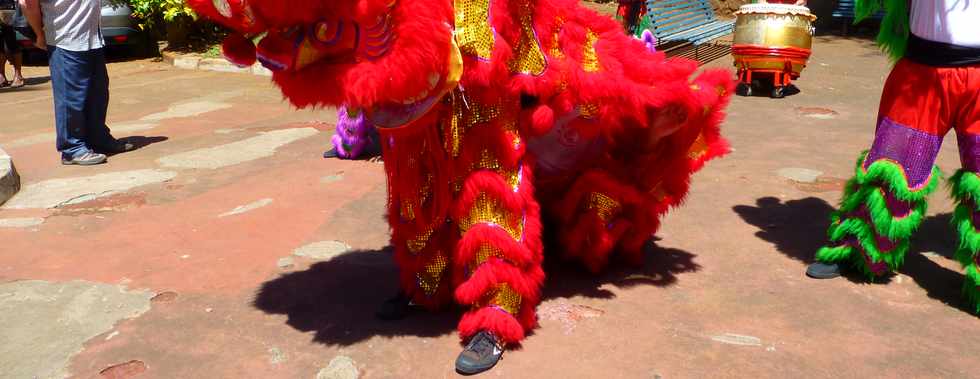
[
  {"left": 528, "top": 105, "right": 555, "bottom": 137},
  {"left": 221, "top": 33, "right": 256, "bottom": 67}
]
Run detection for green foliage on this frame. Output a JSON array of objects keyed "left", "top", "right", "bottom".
[{"left": 115, "top": 0, "right": 196, "bottom": 30}]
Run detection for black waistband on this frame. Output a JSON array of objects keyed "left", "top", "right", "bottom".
[{"left": 906, "top": 34, "right": 980, "bottom": 67}]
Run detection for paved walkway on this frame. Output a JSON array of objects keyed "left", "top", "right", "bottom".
[{"left": 0, "top": 38, "right": 977, "bottom": 378}]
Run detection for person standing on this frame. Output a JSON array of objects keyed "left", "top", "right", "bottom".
[
  {"left": 0, "top": 0, "right": 26, "bottom": 88},
  {"left": 806, "top": 0, "right": 980, "bottom": 312},
  {"left": 19, "top": 0, "right": 133, "bottom": 165}
]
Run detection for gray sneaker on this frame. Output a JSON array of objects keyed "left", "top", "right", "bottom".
[
  {"left": 62, "top": 152, "right": 107, "bottom": 166},
  {"left": 455, "top": 330, "right": 504, "bottom": 375}
]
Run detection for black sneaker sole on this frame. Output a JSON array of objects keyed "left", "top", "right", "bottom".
[
  {"left": 455, "top": 360, "right": 499, "bottom": 376},
  {"left": 61, "top": 159, "right": 107, "bottom": 166}
]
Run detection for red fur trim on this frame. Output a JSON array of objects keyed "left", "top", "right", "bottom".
[
  {"left": 455, "top": 224, "right": 536, "bottom": 270},
  {"left": 457, "top": 121, "right": 526, "bottom": 169},
  {"left": 459, "top": 307, "right": 526, "bottom": 344},
  {"left": 454, "top": 171, "right": 529, "bottom": 220},
  {"left": 455, "top": 260, "right": 542, "bottom": 304},
  {"left": 527, "top": 105, "right": 556, "bottom": 137}
]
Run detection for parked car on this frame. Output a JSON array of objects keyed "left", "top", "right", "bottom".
[{"left": 14, "top": 3, "right": 149, "bottom": 55}]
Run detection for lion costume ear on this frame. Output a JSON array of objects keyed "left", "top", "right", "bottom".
[{"left": 187, "top": 0, "right": 266, "bottom": 33}]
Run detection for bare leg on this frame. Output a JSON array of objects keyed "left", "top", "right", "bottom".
[
  {"left": 11, "top": 51, "right": 23, "bottom": 87},
  {"left": 0, "top": 52, "right": 8, "bottom": 85}
]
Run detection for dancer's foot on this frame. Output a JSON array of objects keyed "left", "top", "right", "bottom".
[
  {"left": 323, "top": 147, "right": 339, "bottom": 159},
  {"left": 806, "top": 262, "right": 841, "bottom": 279},
  {"left": 10, "top": 76, "right": 24, "bottom": 88},
  {"left": 376, "top": 292, "right": 412, "bottom": 321},
  {"left": 455, "top": 330, "right": 503, "bottom": 375},
  {"left": 62, "top": 151, "right": 108, "bottom": 166}
]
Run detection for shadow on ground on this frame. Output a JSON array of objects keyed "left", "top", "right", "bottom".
[
  {"left": 254, "top": 239, "right": 700, "bottom": 346},
  {"left": 106, "top": 136, "right": 169, "bottom": 156},
  {"left": 733, "top": 196, "right": 973, "bottom": 314}
]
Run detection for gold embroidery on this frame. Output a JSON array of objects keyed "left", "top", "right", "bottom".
[
  {"left": 582, "top": 29, "right": 601, "bottom": 72},
  {"left": 507, "top": 0, "right": 547, "bottom": 75},
  {"left": 454, "top": 0, "right": 495, "bottom": 59}
]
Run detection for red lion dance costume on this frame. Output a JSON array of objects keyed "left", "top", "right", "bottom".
[{"left": 189, "top": 0, "right": 732, "bottom": 373}]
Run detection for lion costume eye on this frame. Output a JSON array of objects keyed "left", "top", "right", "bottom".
[{"left": 213, "top": 0, "right": 233, "bottom": 18}]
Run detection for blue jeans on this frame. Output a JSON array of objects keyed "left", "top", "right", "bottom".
[{"left": 49, "top": 46, "right": 115, "bottom": 159}]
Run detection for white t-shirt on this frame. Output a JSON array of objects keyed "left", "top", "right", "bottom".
[
  {"left": 40, "top": 0, "right": 104, "bottom": 51},
  {"left": 910, "top": 0, "right": 980, "bottom": 47}
]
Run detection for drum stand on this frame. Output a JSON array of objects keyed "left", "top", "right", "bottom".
[{"left": 734, "top": 57, "right": 801, "bottom": 99}]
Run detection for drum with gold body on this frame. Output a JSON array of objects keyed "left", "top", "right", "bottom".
[{"left": 731, "top": 3, "right": 816, "bottom": 98}]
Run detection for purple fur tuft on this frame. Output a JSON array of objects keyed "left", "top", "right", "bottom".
[
  {"left": 641, "top": 29, "right": 657, "bottom": 53},
  {"left": 332, "top": 105, "right": 374, "bottom": 159}
]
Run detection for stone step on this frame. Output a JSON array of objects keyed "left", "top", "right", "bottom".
[{"left": 0, "top": 146, "right": 19, "bottom": 206}]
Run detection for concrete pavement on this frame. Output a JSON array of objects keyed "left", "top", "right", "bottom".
[{"left": 1, "top": 37, "right": 978, "bottom": 378}]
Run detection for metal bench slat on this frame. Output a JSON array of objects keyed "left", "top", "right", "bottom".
[
  {"left": 654, "top": 18, "right": 715, "bottom": 36},
  {"left": 649, "top": 4, "right": 712, "bottom": 17},
  {"left": 690, "top": 22, "right": 735, "bottom": 44},
  {"left": 660, "top": 19, "right": 733, "bottom": 41},
  {"left": 648, "top": 2, "right": 708, "bottom": 14},
  {"left": 644, "top": 0, "right": 733, "bottom": 47}
]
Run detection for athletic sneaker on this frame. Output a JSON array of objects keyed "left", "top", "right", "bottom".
[
  {"left": 455, "top": 330, "right": 503, "bottom": 375},
  {"left": 62, "top": 151, "right": 107, "bottom": 166}
]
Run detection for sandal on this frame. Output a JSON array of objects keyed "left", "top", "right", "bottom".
[
  {"left": 0, "top": 80, "right": 10, "bottom": 88},
  {"left": 10, "top": 78, "right": 24, "bottom": 88}
]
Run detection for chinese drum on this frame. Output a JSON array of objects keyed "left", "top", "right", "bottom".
[{"left": 732, "top": 3, "right": 816, "bottom": 98}]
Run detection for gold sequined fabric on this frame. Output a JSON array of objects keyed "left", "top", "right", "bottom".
[
  {"left": 582, "top": 29, "right": 602, "bottom": 72},
  {"left": 417, "top": 252, "right": 449, "bottom": 296},
  {"left": 443, "top": 95, "right": 464, "bottom": 157},
  {"left": 481, "top": 283, "right": 522, "bottom": 314},
  {"left": 587, "top": 192, "right": 621, "bottom": 222},
  {"left": 407, "top": 227, "right": 436, "bottom": 254},
  {"left": 507, "top": 0, "right": 547, "bottom": 75},
  {"left": 454, "top": 0, "right": 495, "bottom": 59},
  {"left": 472, "top": 150, "right": 522, "bottom": 191},
  {"left": 459, "top": 193, "right": 524, "bottom": 240},
  {"left": 470, "top": 243, "right": 508, "bottom": 272}
]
